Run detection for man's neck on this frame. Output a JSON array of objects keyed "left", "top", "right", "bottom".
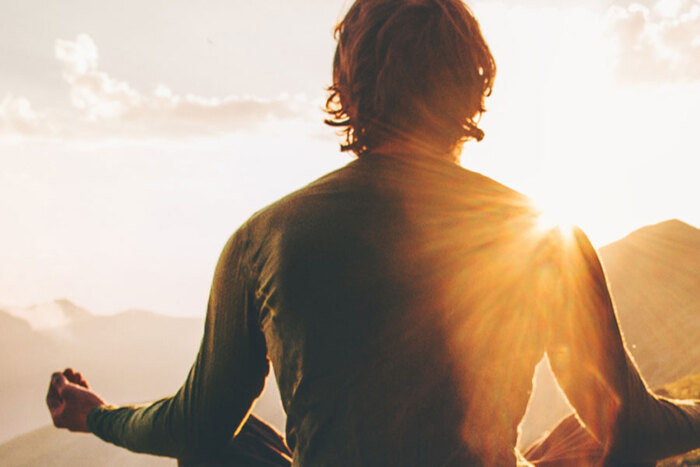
[{"left": 371, "top": 139, "right": 463, "bottom": 164}]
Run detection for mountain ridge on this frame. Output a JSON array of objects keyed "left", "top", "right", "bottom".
[{"left": 0, "top": 298, "right": 286, "bottom": 446}]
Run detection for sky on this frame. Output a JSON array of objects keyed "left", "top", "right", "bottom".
[{"left": 1, "top": 0, "right": 698, "bottom": 317}]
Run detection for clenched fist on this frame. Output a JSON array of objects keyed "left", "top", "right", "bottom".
[{"left": 46, "top": 368, "right": 105, "bottom": 432}]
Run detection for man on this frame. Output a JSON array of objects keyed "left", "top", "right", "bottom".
[{"left": 47, "top": 0, "right": 700, "bottom": 465}]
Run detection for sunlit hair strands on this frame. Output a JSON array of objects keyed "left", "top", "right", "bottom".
[{"left": 325, "top": 0, "right": 496, "bottom": 157}]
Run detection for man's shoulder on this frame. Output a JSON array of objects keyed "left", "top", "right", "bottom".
[{"left": 238, "top": 161, "right": 358, "bottom": 235}]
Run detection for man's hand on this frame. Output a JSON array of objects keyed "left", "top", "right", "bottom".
[{"left": 46, "top": 368, "right": 106, "bottom": 432}]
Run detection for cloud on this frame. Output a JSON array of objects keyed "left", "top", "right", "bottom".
[
  {"left": 55, "top": 34, "right": 141, "bottom": 121},
  {"left": 1, "top": 34, "right": 312, "bottom": 141},
  {"left": 0, "top": 95, "right": 49, "bottom": 136},
  {"left": 606, "top": 0, "right": 700, "bottom": 82}
]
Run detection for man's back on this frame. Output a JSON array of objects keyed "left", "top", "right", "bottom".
[{"left": 245, "top": 152, "right": 547, "bottom": 465}]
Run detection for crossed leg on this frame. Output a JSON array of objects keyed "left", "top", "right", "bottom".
[
  {"left": 178, "top": 413, "right": 657, "bottom": 466},
  {"left": 177, "top": 415, "right": 292, "bottom": 467},
  {"left": 522, "top": 414, "right": 656, "bottom": 467}
]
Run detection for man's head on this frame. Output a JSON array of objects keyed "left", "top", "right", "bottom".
[{"left": 326, "top": 0, "right": 496, "bottom": 158}]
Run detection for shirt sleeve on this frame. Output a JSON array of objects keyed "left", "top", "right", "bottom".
[
  {"left": 86, "top": 230, "right": 270, "bottom": 462},
  {"left": 545, "top": 227, "right": 700, "bottom": 463}
]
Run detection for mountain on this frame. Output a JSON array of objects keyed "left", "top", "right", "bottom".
[
  {"left": 599, "top": 219, "right": 700, "bottom": 385},
  {"left": 519, "top": 219, "right": 700, "bottom": 447},
  {"left": 3, "top": 299, "right": 92, "bottom": 331},
  {"left": 0, "top": 308, "right": 68, "bottom": 442},
  {"left": 0, "top": 300, "right": 285, "bottom": 445},
  {"left": 0, "top": 426, "right": 173, "bottom": 466}
]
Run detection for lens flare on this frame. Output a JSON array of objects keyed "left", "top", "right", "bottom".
[{"left": 533, "top": 196, "right": 576, "bottom": 238}]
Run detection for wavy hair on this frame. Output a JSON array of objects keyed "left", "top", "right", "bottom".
[{"left": 325, "top": 0, "right": 496, "bottom": 157}]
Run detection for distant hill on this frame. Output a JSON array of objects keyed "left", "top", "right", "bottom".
[
  {"left": 0, "top": 300, "right": 286, "bottom": 445},
  {"left": 0, "top": 426, "right": 173, "bottom": 466},
  {"left": 3, "top": 298, "right": 92, "bottom": 331},
  {"left": 519, "top": 219, "right": 700, "bottom": 447},
  {"left": 600, "top": 219, "right": 700, "bottom": 385},
  {"left": 0, "top": 307, "right": 70, "bottom": 442}
]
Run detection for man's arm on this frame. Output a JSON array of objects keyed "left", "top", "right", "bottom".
[
  {"left": 545, "top": 227, "right": 700, "bottom": 462},
  {"left": 49, "top": 230, "right": 271, "bottom": 461}
]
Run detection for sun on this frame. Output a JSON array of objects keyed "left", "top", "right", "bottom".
[
  {"left": 526, "top": 179, "right": 626, "bottom": 248},
  {"left": 534, "top": 196, "right": 576, "bottom": 233},
  {"left": 529, "top": 185, "right": 580, "bottom": 238}
]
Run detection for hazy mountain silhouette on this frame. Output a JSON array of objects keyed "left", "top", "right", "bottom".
[
  {"left": 600, "top": 219, "right": 700, "bottom": 385},
  {"left": 3, "top": 298, "right": 92, "bottom": 331},
  {"left": 0, "top": 300, "right": 285, "bottom": 446},
  {"left": 519, "top": 219, "right": 700, "bottom": 447},
  {"left": 0, "top": 219, "right": 697, "bottom": 465},
  {"left": 0, "top": 307, "right": 69, "bottom": 442},
  {"left": 0, "top": 426, "right": 172, "bottom": 466}
]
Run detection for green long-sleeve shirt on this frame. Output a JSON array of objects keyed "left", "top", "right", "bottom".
[{"left": 87, "top": 153, "right": 700, "bottom": 465}]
